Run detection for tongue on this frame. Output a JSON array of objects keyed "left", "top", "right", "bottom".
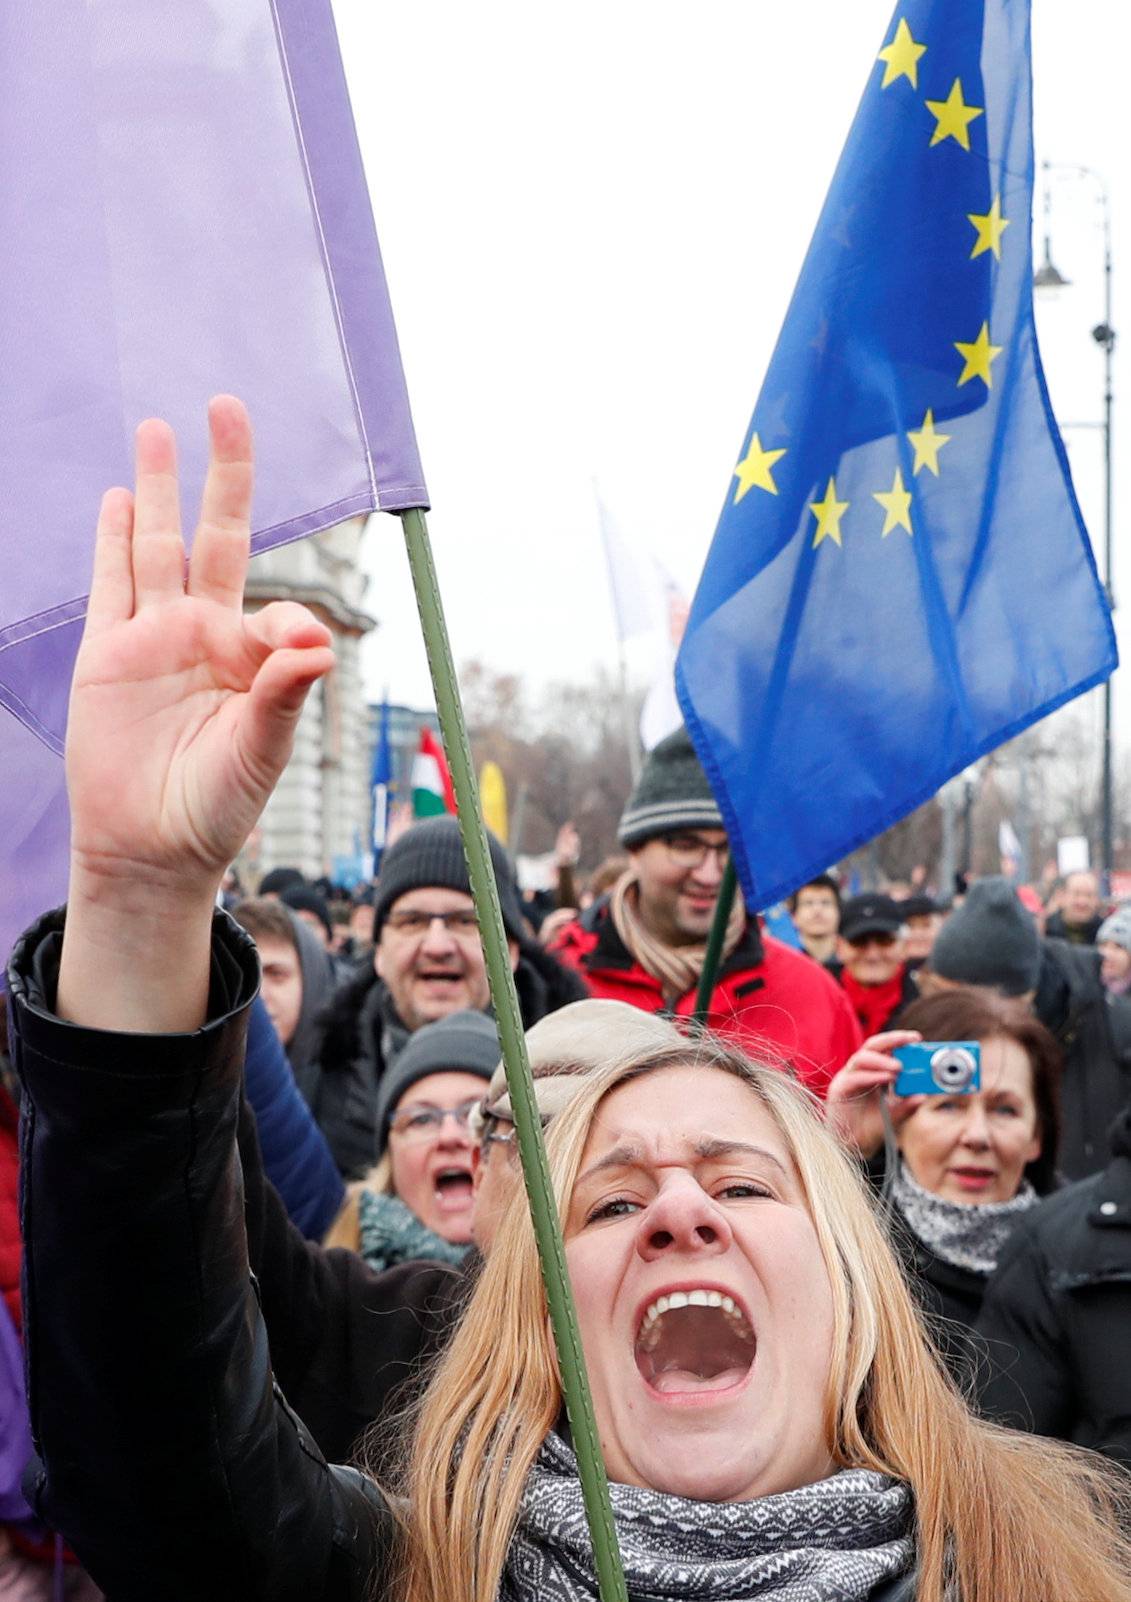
[
  {"left": 636, "top": 1304, "right": 755, "bottom": 1392},
  {"left": 648, "top": 1364, "right": 750, "bottom": 1394}
]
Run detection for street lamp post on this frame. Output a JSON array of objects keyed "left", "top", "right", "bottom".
[{"left": 1034, "top": 161, "right": 1117, "bottom": 894}]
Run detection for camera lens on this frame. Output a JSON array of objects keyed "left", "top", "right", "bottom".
[{"left": 929, "top": 1047, "right": 976, "bottom": 1092}]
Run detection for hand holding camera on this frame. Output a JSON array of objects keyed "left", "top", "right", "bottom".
[
  {"left": 825, "top": 1029, "right": 923, "bottom": 1156},
  {"left": 827, "top": 1034, "right": 983, "bottom": 1158}
]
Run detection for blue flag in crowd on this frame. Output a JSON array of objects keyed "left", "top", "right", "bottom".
[
  {"left": 372, "top": 696, "right": 395, "bottom": 860},
  {"left": 676, "top": 0, "right": 1116, "bottom": 911}
]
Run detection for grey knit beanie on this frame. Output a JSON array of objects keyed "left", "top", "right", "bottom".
[
  {"left": 373, "top": 815, "right": 525, "bottom": 942},
  {"left": 618, "top": 727, "right": 723, "bottom": 848},
  {"left": 374, "top": 1009, "right": 500, "bottom": 1153},
  {"left": 928, "top": 876, "right": 1041, "bottom": 996},
  {"left": 1098, "top": 904, "right": 1131, "bottom": 953}
]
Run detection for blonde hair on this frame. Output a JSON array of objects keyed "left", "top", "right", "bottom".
[
  {"left": 321, "top": 1155, "right": 393, "bottom": 1251},
  {"left": 384, "top": 1040, "right": 1131, "bottom": 1602}
]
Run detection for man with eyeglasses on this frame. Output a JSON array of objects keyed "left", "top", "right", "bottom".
[
  {"left": 312, "top": 815, "right": 587, "bottom": 1178},
  {"left": 832, "top": 893, "right": 919, "bottom": 1037},
  {"left": 550, "top": 728, "right": 862, "bottom": 1094}
]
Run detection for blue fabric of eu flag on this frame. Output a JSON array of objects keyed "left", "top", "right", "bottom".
[{"left": 675, "top": 0, "right": 1116, "bottom": 911}]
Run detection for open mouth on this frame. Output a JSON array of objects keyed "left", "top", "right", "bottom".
[
  {"left": 426, "top": 1166, "right": 470, "bottom": 1211},
  {"left": 634, "top": 1288, "right": 756, "bottom": 1396},
  {"left": 433, "top": 1165, "right": 474, "bottom": 1211}
]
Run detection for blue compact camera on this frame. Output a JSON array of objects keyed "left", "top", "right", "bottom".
[{"left": 892, "top": 1041, "right": 981, "bottom": 1097}]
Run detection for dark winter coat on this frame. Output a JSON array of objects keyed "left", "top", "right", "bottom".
[
  {"left": 1044, "top": 910, "right": 1104, "bottom": 946},
  {"left": 1035, "top": 937, "right": 1131, "bottom": 1180},
  {"left": 8, "top": 909, "right": 914, "bottom": 1602},
  {"left": 860, "top": 1155, "right": 995, "bottom": 1393},
  {"left": 304, "top": 938, "right": 588, "bottom": 1180},
  {"left": 551, "top": 902, "right": 862, "bottom": 1095},
  {"left": 974, "top": 1106, "right": 1131, "bottom": 1471},
  {"left": 885, "top": 1203, "right": 993, "bottom": 1392}
]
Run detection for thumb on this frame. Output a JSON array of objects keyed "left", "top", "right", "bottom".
[{"left": 240, "top": 642, "right": 336, "bottom": 790}]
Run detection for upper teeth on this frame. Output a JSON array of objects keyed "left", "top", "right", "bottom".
[{"left": 638, "top": 1289, "right": 746, "bottom": 1334}]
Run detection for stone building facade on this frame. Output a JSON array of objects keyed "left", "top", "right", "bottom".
[{"left": 241, "top": 518, "right": 374, "bottom": 882}]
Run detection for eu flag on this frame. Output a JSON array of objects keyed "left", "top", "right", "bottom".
[{"left": 675, "top": 0, "right": 1115, "bottom": 911}]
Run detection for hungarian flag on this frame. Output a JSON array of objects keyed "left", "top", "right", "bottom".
[{"left": 412, "top": 729, "right": 457, "bottom": 817}]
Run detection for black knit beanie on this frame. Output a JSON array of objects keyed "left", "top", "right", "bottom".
[
  {"left": 280, "top": 884, "right": 333, "bottom": 944},
  {"left": 373, "top": 815, "right": 525, "bottom": 942},
  {"left": 928, "top": 876, "right": 1041, "bottom": 996},
  {"left": 374, "top": 1009, "right": 500, "bottom": 1154},
  {"left": 618, "top": 727, "right": 723, "bottom": 849},
  {"left": 258, "top": 865, "right": 306, "bottom": 896}
]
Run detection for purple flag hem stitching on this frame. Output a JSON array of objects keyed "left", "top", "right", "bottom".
[{"left": 271, "top": 0, "right": 429, "bottom": 512}]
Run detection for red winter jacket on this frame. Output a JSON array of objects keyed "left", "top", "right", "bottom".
[{"left": 550, "top": 903, "right": 862, "bottom": 1096}]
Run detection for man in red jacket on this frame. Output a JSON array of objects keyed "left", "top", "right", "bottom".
[{"left": 549, "top": 729, "right": 862, "bottom": 1095}]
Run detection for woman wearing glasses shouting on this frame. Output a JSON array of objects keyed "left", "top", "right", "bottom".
[{"left": 324, "top": 1011, "right": 499, "bottom": 1271}]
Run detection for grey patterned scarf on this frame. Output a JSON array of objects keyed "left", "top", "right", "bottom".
[
  {"left": 501, "top": 1432, "right": 914, "bottom": 1601},
  {"left": 891, "top": 1161, "right": 1037, "bottom": 1276}
]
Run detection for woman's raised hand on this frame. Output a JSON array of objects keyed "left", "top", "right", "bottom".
[
  {"left": 825, "top": 1030, "right": 924, "bottom": 1158},
  {"left": 58, "top": 398, "right": 335, "bottom": 1031}
]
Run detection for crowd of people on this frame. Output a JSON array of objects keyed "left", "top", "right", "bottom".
[{"left": 4, "top": 402, "right": 1131, "bottom": 1598}]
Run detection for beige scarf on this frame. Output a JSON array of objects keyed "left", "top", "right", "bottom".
[{"left": 610, "top": 869, "right": 747, "bottom": 1007}]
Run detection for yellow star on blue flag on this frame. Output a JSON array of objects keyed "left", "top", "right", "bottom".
[{"left": 675, "top": 0, "right": 1116, "bottom": 912}]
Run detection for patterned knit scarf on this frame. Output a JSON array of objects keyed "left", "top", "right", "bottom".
[
  {"left": 356, "top": 1190, "right": 469, "bottom": 1274},
  {"left": 610, "top": 871, "right": 747, "bottom": 1008},
  {"left": 891, "top": 1161, "right": 1038, "bottom": 1276},
  {"left": 501, "top": 1432, "right": 915, "bottom": 1602}
]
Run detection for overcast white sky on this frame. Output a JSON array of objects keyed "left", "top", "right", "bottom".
[{"left": 334, "top": 0, "right": 1126, "bottom": 746}]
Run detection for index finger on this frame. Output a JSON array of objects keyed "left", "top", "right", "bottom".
[
  {"left": 187, "top": 395, "right": 254, "bottom": 611},
  {"left": 859, "top": 1029, "right": 922, "bottom": 1053},
  {"left": 83, "top": 487, "right": 135, "bottom": 638},
  {"left": 132, "top": 418, "right": 185, "bottom": 608}
]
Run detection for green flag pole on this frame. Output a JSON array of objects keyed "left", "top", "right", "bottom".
[
  {"left": 692, "top": 857, "right": 739, "bottom": 1026},
  {"left": 400, "top": 508, "right": 628, "bottom": 1602}
]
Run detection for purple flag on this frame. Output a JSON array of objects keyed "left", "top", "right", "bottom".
[{"left": 0, "top": 0, "right": 427, "bottom": 963}]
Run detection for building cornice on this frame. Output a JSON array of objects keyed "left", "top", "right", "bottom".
[{"left": 244, "top": 581, "right": 375, "bottom": 636}]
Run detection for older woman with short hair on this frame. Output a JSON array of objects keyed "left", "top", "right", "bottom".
[{"left": 827, "top": 988, "right": 1062, "bottom": 1381}]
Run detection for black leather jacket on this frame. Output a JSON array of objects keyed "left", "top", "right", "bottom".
[
  {"left": 7, "top": 909, "right": 916, "bottom": 1602},
  {"left": 9, "top": 909, "right": 390, "bottom": 1601}
]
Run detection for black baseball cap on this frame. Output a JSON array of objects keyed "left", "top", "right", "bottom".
[{"left": 839, "top": 893, "right": 904, "bottom": 942}]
